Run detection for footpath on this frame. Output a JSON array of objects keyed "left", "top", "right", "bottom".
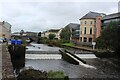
[
  {"left": 68, "top": 45, "right": 108, "bottom": 52},
  {"left": 0, "top": 44, "right": 2, "bottom": 79},
  {"left": 1, "top": 44, "right": 15, "bottom": 80}
]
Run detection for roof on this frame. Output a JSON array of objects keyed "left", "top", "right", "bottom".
[
  {"left": 80, "top": 11, "right": 106, "bottom": 20},
  {"left": 102, "top": 12, "right": 120, "bottom": 20},
  {"left": 48, "top": 29, "right": 61, "bottom": 32},
  {"left": 66, "top": 23, "right": 80, "bottom": 30}
]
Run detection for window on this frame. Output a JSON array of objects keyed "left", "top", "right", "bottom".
[
  {"left": 94, "top": 21, "right": 96, "bottom": 24},
  {"left": 80, "top": 37, "right": 82, "bottom": 41},
  {"left": 84, "top": 37, "right": 87, "bottom": 42},
  {"left": 81, "top": 31, "right": 82, "bottom": 34},
  {"left": 98, "top": 18, "right": 100, "bottom": 20},
  {"left": 90, "top": 27, "right": 92, "bottom": 34},
  {"left": 85, "top": 21, "right": 87, "bottom": 24},
  {"left": 90, "top": 21, "right": 92, "bottom": 24},
  {"left": 84, "top": 27, "right": 86, "bottom": 34},
  {"left": 80, "top": 28, "right": 82, "bottom": 34},
  {"left": 89, "top": 38, "right": 92, "bottom": 42}
]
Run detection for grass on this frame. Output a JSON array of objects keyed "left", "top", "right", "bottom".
[
  {"left": 61, "top": 43, "right": 75, "bottom": 47},
  {"left": 48, "top": 70, "right": 65, "bottom": 78},
  {"left": 16, "top": 69, "right": 68, "bottom": 80}
]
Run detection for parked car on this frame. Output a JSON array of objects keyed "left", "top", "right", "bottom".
[{"left": 0, "top": 37, "right": 3, "bottom": 43}]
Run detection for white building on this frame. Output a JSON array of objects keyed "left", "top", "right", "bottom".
[
  {"left": 41, "top": 28, "right": 63, "bottom": 40},
  {"left": 0, "top": 21, "right": 11, "bottom": 40}
]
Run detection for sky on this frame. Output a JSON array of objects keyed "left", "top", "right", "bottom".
[{"left": 0, "top": 0, "right": 120, "bottom": 33}]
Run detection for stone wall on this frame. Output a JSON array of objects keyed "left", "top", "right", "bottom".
[{"left": 2, "top": 44, "right": 15, "bottom": 80}]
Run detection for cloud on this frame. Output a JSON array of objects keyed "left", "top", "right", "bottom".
[{"left": 0, "top": 1, "right": 119, "bottom": 32}]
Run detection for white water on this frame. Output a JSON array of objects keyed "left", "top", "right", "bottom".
[
  {"left": 26, "top": 54, "right": 62, "bottom": 59},
  {"left": 25, "top": 54, "right": 97, "bottom": 59},
  {"left": 76, "top": 54, "right": 97, "bottom": 59}
]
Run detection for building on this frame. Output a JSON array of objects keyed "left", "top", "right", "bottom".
[
  {"left": 65, "top": 23, "right": 80, "bottom": 42},
  {"left": 12, "top": 31, "right": 38, "bottom": 41},
  {"left": 0, "top": 21, "right": 11, "bottom": 40},
  {"left": 102, "top": 12, "right": 120, "bottom": 26},
  {"left": 41, "top": 28, "right": 63, "bottom": 40},
  {"left": 79, "top": 11, "right": 105, "bottom": 43}
]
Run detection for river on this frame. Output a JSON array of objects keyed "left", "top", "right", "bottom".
[{"left": 25, "top": 43, "right": 120, "bottom": 79}]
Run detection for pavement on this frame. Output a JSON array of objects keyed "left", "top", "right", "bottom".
[
  {"left": 0, "top": 44, "right": 2, "bottom": 79},
  {"left": 0, "top": 43, "right": 15, "bottom": 80}
]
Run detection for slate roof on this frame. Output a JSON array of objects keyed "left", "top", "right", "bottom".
[
  {"left": 102, "top": 12, "right": 120, "bottom": 20},
  {"left": 80, "top": 11, "right": 105, "bottom": 20},
  {"left": 48, "top": 29, "right": 61, "bottom": 32},
  {"left": 66, "top": 23, "right": 80, "bottom": 30}
]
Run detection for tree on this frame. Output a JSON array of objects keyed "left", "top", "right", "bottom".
[
  {"left": 20, "top": 30, "right": 24, "bottom": 36},
  {"left": 96, "top": 21, "right": 120, "bottom": 55},
  {"left": 38, "top": 32, "right": 41, "bottom": 37},
  {"left": 60, "top": 26, "right": 71, "bottom": 41},
  {"left": 48, "top": 34, "right": 56, "bottom": 40}
]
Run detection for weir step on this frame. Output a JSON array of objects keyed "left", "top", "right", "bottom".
[
  {"left": 65, "top": 50, "right": 87, "bottom": 64},
  {"left": 59, "top": 49, "right": 96, "bottom": 69},
  {"left": 59, "top": 49, "right": 86, "bottom": 65}
]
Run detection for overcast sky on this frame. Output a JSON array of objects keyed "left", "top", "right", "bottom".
[{"left": 0, "top": 0, "right": 120, "bottom": 33}]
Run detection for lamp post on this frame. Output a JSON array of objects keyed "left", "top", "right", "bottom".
[{"left": 92, "top": 42, "right": 96, "bottom": 50}]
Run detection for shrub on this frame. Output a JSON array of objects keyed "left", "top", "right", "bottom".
[
  {"left": 48, "top": 34, "right": 56, "bottom": 40},
  {"left": 17, "top": 69, "right": 47, "bottom": 80}
]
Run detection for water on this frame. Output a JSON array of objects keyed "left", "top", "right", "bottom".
[
  {"left": 26, "top": 54, "right": 97, "bottom": 59},
  {"left": 25, "top": 43, "right": 120, "bottom": 78},
  {"left": 26, "top": 43, "right": 61, "bottom": 52},
  {"left": 25, "top": 59, "right": 120, "bottom": 78}
]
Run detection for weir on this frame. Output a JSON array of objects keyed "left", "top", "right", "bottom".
[
  {"left": 26, "top": 43, "right": 97, "bottom": 60},
  {"left": 59, "top": 50, "right": 96, "bottom": 69}
]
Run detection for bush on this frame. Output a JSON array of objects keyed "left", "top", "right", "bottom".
[
  {"left": 96, "top": 21, "right": 120, "bottom": 55},
  {"left": 17, "top": 69, "right": 68, "bottom": 80},
  {"left": 37, "top": 37, "right": 47, "bottom": 44},
  {"left": 49, "top": 34, "right": 56, "bottom": 40},
  {"left": 17, "top": 69, "right": 47, "bottom": 80}
]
